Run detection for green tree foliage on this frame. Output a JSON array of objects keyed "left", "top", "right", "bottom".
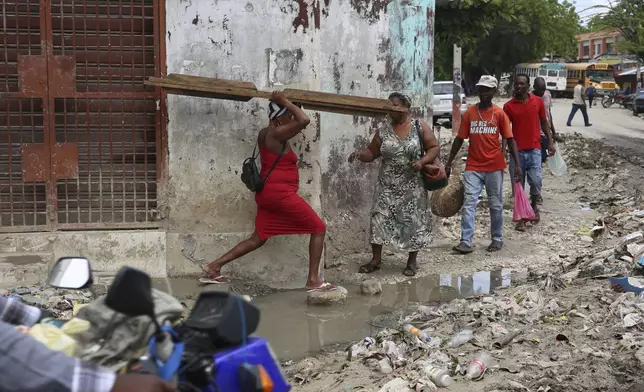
[
  {"left": 434, "top": 0, "right": 580, "bottom": 80},
  {"left": 589, "top": 0, "right": 644, "bottom": 62}
]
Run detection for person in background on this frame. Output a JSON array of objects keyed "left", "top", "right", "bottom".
[
  {"left": 0, "top": 296, "right": 174, "bottom": 392},
  {"left": 566, "top": 79, "right": 592, "bottom": 127},
  {"left": 531, "top": 77, "right": 556, "bottom": 206},
  {"left": 201, "top": 92, "right": 335, "bottom": 292},
  {"left": 348, "top": 92, "right": 439, "bottom": 276},
  {"left": 586, "top": 84, "right": 597, "bottom": 108},
  {"left": 445, "top": 75, "right": 521, "bottom": 254},
  {"left": 503, "top": 74, "right": 555, "bottom": 232},
  {"left": 532, "top": 77, "right": 556, "bottom": 159}
]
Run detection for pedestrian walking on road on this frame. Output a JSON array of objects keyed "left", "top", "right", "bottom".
[
  {"left": 445, "top": 76, "right": 521, "bottom": 254},
  {"left": 503, "top": 74, "right": 555, "bottom": 232},
  {"left": 349, "top": 92, "right": 438, "bottom": 277},
  {"left": 201, "top": 92, "right": 335, "bottom": 292},
  {"left": 566, "top": 79, "right": 592, "bottom": 126},
  {"left": 586, "top": 84, "right": 597, "bottom": 108}
]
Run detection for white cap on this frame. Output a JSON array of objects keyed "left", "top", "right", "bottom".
[{"left": 476, "top": 75, "right": 498, "bottom": 89}]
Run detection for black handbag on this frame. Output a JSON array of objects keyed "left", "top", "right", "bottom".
[
  {"left": 415, "top": 119, "right": 448, "bottom": 191},
  {"left": 241, "top": 133, "right": 286, "bottom": 192}
]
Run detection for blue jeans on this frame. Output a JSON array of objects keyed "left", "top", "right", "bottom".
[
  {"left": 509, "top": 149, "right": 542, "bottom": 197},
  {"left": 567, "top": 104, "right": 590, "bottom": 125},
  {"left": 461, "top": 170, "right": 504, "bottom": 246}
]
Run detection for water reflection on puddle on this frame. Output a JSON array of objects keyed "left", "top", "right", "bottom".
[{"left": 253, "top": 268, "right": 512, "bottom": 360}]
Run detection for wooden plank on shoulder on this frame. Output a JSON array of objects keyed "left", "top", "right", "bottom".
[
  {"left": 165, "top": 74, "right": 258, "bottom": 91},
  {"left": 145, "top": 74, "right": 407, "bottom": 116}
]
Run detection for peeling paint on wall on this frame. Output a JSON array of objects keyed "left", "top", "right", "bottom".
[
  {"left": 376, "top": 0, "right": 434, "bottom": 109},
  {"left": 349, "top": 0, "right": 392, "bottom": 24},
  {"left": 267, "top": 48, "right": 304, "bottom": 86},
  {"left": 377, "top": 37, "right": 405, "bottom": 92},
  {"left": 332, "top": 53, "right": 344, "bottom": 93},
  {"left": 321, "top": 116, "right": 387, "bottom": 210},
  {"left": 286, "top": 0, "right": 331, "bottom": 33}
]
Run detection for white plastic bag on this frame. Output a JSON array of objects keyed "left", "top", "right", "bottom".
[{"left": 547, "top": 146, "right": 567, "bottom": 176}]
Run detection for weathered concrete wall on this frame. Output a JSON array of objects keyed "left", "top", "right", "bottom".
[
  {"left": 164, "top": 0, "right": 435, "bottom": 287},
  {"left": 0, "top": 231, "right": 166, "bottom": 289},
  {"left": 319, "top": 0, "right": 435, "bottom": 261}
]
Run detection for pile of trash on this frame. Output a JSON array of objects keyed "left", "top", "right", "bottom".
[
  {"left": 570, "top": 215, "right": 644, "bottom": 280},
  {"left": 560, "top": 133, "right": 616, "bottom": 170},
  {"left": 296, "top": 273, "right": 644, "bottom": 392},
  {"left": 2, "top": 285, "right": 95, "bottom": 319}
]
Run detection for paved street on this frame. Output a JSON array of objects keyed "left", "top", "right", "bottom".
[{"left": 551, "top": 98, "right": 644, "bottom": 152}]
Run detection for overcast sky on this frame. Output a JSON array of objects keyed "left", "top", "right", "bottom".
[{"left": 572, "top": 0, "right": 611, "bottom": 24}]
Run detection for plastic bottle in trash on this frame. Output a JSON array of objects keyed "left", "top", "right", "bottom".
[
  {"left": 403, "top": 324, "right": 431, "bottom": 342},
  {"left": 449, "top": 329, "right": 473, "bottom": 347},
  {"left": 423, "top": 365, "right": 454, "bottom": 387},
  {"left": 465, "top": 352, "right": 493, "bottom": 380}
]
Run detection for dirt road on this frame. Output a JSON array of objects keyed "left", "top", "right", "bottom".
[{"left": 551, "top": 97, "right": 644, "bottom": 152}]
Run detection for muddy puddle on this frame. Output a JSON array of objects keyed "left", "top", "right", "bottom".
[{"left": 154, "top": 269, "right": 512, "bottom": 360}]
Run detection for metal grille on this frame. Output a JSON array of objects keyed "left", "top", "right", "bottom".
[
  {"left": 54, "top": 98, "right": 157, "bottom": 226},
  {"left": 0, "top": 0, "right": 163, "bottom": 232},
  {"left": 0, "top": 1, "right": 49, "bottom": 230},
  {"left": 51, "top": 0, "right": 158, "bottom": 228}
]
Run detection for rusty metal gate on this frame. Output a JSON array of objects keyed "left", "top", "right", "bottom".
[{"left": 0, "top": 0, "right": 166, "bottom": 232}]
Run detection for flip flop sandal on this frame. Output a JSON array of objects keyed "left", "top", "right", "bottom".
[
  {"left": 306, "top": 282, "right": 337, "bottom": 293},
  {"left": 359, "top": 261, "right": 381, "bottom": 274},
  {"left": 403, "top": 265, "right": 417, "bottom": 276},
  {"left": 198, "top": 275, "right": 229, "bottom": 285}
]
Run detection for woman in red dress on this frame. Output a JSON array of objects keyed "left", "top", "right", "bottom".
[{"left": 201, "top": 92, "right": 335, "bottom": 292}]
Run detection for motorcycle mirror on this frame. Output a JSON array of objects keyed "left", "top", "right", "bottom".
[
  {"left": 104, "top": 266, "right": 156, "bottom": 320},
  {"left": 47, "top": 257, "right": 93, "bottom": 289},
  {"left": 185, "top": 291, "right": 260, "bottom": 346}
]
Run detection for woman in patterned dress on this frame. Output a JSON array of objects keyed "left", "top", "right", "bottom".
[{"left": 348, "top": 93, "right": 439, "bottom": 276}]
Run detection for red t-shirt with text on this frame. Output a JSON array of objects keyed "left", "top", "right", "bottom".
[
  {"left": 457, "top": 105, "right": 513, "bottom": 173},
  {"left": 502, "top": 94, "right": 547, "bottom": 151}
]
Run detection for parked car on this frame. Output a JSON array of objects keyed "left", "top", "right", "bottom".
[
  {"left": 633, "top": 90, "right": 644, "bottom": 116},
  {"left": 433, "top": 81, "right": 467, "bottom": 125}
]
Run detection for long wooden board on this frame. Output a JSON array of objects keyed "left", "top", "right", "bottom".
[{"left": 145, "top": 74, "right": 406, "bottom": 117}]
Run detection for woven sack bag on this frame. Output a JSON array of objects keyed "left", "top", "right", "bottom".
[{"left": 430, "top": 172, "right": 464, "bottom": 218}]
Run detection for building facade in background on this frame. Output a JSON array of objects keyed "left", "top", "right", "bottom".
[
  {"left": 576, "top": 29, "right": 623, "bottom": 60},
  {"left": 576, "top": 29, "right": 639, "bottom": 72}
]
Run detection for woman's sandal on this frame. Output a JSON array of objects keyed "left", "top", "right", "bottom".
[
  {"left": 359, "top": 261, "right": 381, "bottom": 274},
  {"left": 199, "top": 265, "right": 229, "bottom": 284},
  {"left": 403, "top": 265, "right": 417, "bottom": 276},
  {"left": 306, "top": 282, "right": 337, "bottom": 293},
  {"left": 198, "top": 275, "right": 229, "bottom": 285}
]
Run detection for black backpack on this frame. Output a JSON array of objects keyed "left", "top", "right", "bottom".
[{"left": 241, "top": 133, "right": 285, "bottom": 192}]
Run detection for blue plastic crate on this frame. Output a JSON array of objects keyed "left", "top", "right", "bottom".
[{"left": 199, "top": 337, "right": 291, "bottom": 392}]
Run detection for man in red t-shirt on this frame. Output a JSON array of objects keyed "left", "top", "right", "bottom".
[
  {"left": 503, "top": 74, "right": 555, "bottom": 231},
  {"left": 445, "top": 75, "right": 521, "bottom": 254}
]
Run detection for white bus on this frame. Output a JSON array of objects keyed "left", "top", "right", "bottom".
[{"left": 514, "top": 63, "right": 567, "bottom": 97}]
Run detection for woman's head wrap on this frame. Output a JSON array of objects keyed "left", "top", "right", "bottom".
[
  {"left": 388, "top": 92, "right": 412, "bottom": 108},
  {"left": 268, "top": 100, "right": 303, "bottom": 120}
]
